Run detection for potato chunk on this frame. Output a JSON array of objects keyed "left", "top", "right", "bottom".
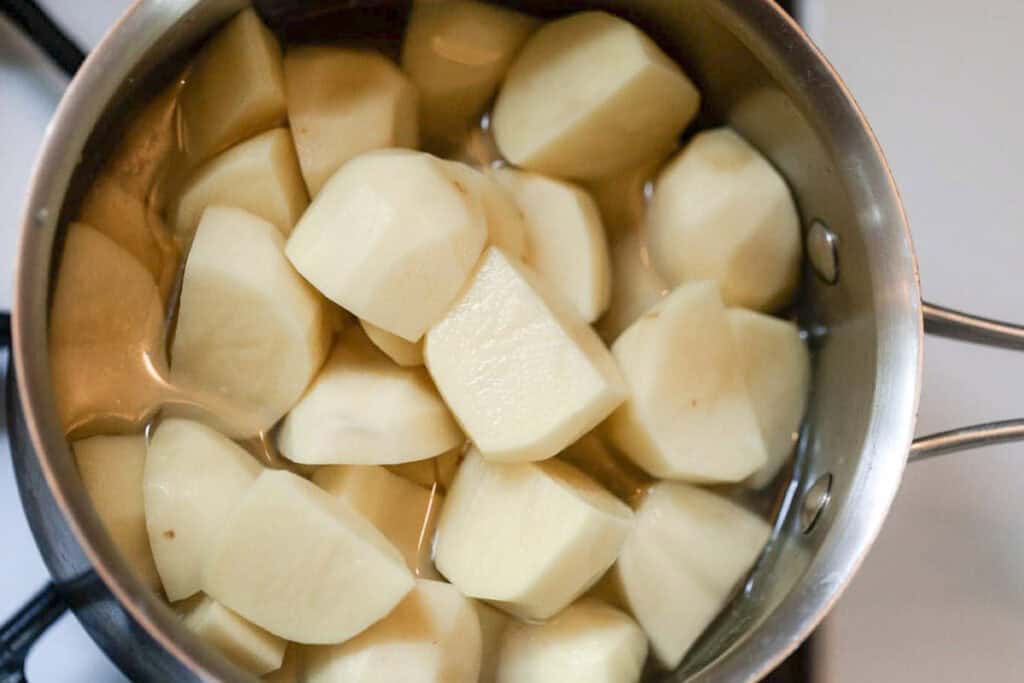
[
  {"left": 496, "top": 599, "right": 647, "bottom": 683},
  {"left": 144, "top": 419, "right": 261, "bottom": 601},
  {"left": 425, "top": 248, "right": 626, "bottom": 463},
  {"left": 49, "top": 223, "right": 164, "bottom": 435},
  {"left": 583, "top": 150, "right": 669, "bottom": 244},
  {"left": 442, "top": 162, "right": 529, "bottom": 259},
  {"left": 434, "top": 452, "right": 632, "bottom": 620},
  {"left": 284, "top": 47, "right": 418, "bottom": 196},
  {"left": 728, "top": 309, "right": 811, "bottom": 487},
  {"left": 613, "top": 482, "right": 770, "bottom": 668},
  {"left": 605, "top": 281, "right": 768, "bottom": 482},
  {"left": 171, "top": 128, "right": 308, "bottom": 242},
  {"left": 202, "top": 469, "right": 415, "bottom": 643},
  {"left": 180, "top": 8, "right": 286, "bottom": 165},
  {"left": 314, "top": 465, "right": 444, "bottom": 578},
  {"left": 493, "top": 169, "right": 610, "bottom": 322},
  {"left": 286, "top": 150, "right": 487, "bottom": 341},
  {"left": 360, "top": 319, "right": 424, "bottom": 367},
  {"left": 183, "top": 596, "right": 286, "bottom": 675},
  {"left": 646, "top": 128, "right": 802, "bottom": 311},
  {"left": 401, "top": 1, "right": 537, "bottom": 148},
  {"left": 305, "top": 579, "right": 482, "bottom": 683},
  {"left": 171, "top": 207, "right": 329, "bottom": 435},
  {"left": 492, "top": 11, "right": 699, "bottom": 180},
  {"left": 277, "top": 327, "right": 462, "bottom": 465},
  {"left": 596, "top": 232, "right": 667, "bottom": 342},
  {"left": 72, "top": 435, "right": 160, "bottom": 590}
]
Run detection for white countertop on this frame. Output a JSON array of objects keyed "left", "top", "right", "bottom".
[{"left": 0, "top": 1, "right": 1021, "bottom": 681}]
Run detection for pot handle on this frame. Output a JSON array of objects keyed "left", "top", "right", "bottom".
[
  {"left": 0, "top": 584, "right": 67, "bottom": 683},
  {"left": 909, "top": 301, "right": 1024, "bottom": 461}
]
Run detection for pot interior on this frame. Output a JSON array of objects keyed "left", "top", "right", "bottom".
[{"left": 14, "top": 0, "right": 922, "bottom": 680}]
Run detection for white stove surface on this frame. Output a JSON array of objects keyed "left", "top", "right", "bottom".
[{"left": 0, "top": 1, "right": 1021, "bottom": 681}]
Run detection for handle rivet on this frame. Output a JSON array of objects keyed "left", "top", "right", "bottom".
[
  {"left": 801, "top": 473, "right": 832, "bottom": 533},
  {"left": 808, "top": 220, "right": 839, "bottom": 284}
]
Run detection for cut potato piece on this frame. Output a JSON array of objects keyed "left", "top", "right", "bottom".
[
  {"left": 387, "top": 449, "right": 462, "bottom": 490},
  {"left": 492, "top": 11, "right": 699, "bottom": 180},
  {"left": 180, "top": 8, "right": 286, "bottom": 165},
  {"left": 496, "top": 599, "right": 647, "bottom": 683},
  {"left": 606, "top": 281, "right": 768, "bottom": 482},
  {"left": 584, "top": 150, "right": 669, "bottom": 244},
  {"left": 144, "top": 419, "right": 261, "bottom": 601},
  {"left": 263, "top": 645, "right": 301, "bottom": 683},
  {"left": 426, "top": 248, "right": 625, "bottom": 463},
  {"left": 78, "top": 175, "right": 168, "bottom": 285},
  {"left": 728, "top": 309, "right": 810, "bottom": 488},
  {"left": 171, "top": 207, "right": 328, "bottom": 435},
  {"left": 646, "top": 128, "right": 802, "bottom": 311},
  {"left": 72, "top": 435, "right": 160, "bottom": 591},
  {"left": 401, "top": 1, "right": 537, "bottom": 148},
  {"left": 202, "top": 469, "right": 415, "bottom": 643},
  {"left": 171, "top": 128, "right": 308, "bottom": 242},
  {"left": 360, "top": 319, "right": 424, "bottom": 367},
  {"left": 442, "top": 162, "right": 528, "bottom": 259},
  {"left": 284, "top": 47, "right": 418, "bottom": 196},
  {"left": 613, "top": 482, "right": 770, "bottom": 668},
  {"left": 286, "top": 150, "right": 487, "bottom": 341},
  {"left": 278, "top": 327, "right": 462, "bottom": 465},
  {"left": 596, "top": 232, "right": 667, "bottom": 342},
  {"left": 49, "top": 223, "right": 164, "bottom": 435},
  {"left": 434, "top": 452, "right": 632, "bottom": 620},
  {"left": 183, "top": 596, "right": 286, "bottom": 675},
  {"left": 305, "top": 579, "right": 481, "bottom": 683},
  {"left": 475, "top": 602, "right": 510, "bottom": 683},
  {"left": 314, "top": 465, "right": 444, "bottom": 578},
  {"left": 493, "top": 168, "right": 610, "bottom": 321}
]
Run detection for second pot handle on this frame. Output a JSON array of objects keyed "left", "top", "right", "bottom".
[
  {"left": 909, "top": 301, "right": 1024, "bottom": 462},
  {"left": 0, "top": 584, "right": 67, "bottom": 683}
]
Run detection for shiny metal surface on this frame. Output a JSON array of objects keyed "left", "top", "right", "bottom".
[
  {"left": 799, "top": 474, "right": 832, "bottom": 534},
  {"left": 10, "top": 1, "right": 923, "bottom": 682},
  {"left": 806, "top": 220, "right": 839, "bottom": 285}
]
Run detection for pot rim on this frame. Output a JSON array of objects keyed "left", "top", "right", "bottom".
[{"left": 10, "top": 0, "right": 923, "bottom": 681}]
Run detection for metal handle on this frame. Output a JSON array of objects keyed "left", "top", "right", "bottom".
[
  {"left": 0, "top": 0, "right": 85, "bottom": 77},
  {"left": 909, "top": 301, "right": 1024, "bottom": 462},
  {"left": 0, "top": 584, "right": 67, "bottom": 683}
]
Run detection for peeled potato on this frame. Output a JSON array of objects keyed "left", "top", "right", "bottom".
[
  {"left": 171, "top": 207, "right": 328, "bottom": 435},
  {"left": 360, "top": 319, "right": 424, "bottom": 367},
  {"left": 596, "top": 232, "right": 667, "bottom": 342},
  {"left": 180, "top": 8, "right": 286, "bottom": 165},
  {"left": 202, "top": 469, "right": 415, "bottom": 644},
  {"left": 314, "top": 465, "right": 444, "bottom": 578},
  {"left": 728, "top": 309, "right": 811, "bottom": 488},
  {"left": 263, "top": 645, "right": 302, "bottom": 683},
  {"left": 49, "top": 223, "right": 164, "bottom": 435},
  {"left": 72, "top": 435, "right": 160, "bottom": 591},
  {"left": 284, "top": 47, "right": 418, "bottom": 196},
  {"left": 613, "top": 482, "right": 770, "bottom": 668},
  {"left": 171, "top": 128, "right": 308, "bottom": 242},
  {"left": 401, "top": 1, "right": 537, "bottom": 148},
  {"left": 605, "top": 281, "right": 768, "bottom": 483},
  {"left": 646, "top": 127, "right": 802, "bottom": 311},
  {"left": 183, "top": 596, "right": 286, "bottom": 675},
  {"left": 277, "top": 326, "right": 462, "bottom": 466},
  {"left": 475, "top": 602, "right": 510, "bottom": 683},
  {"left": 387, "top": 449, "right": 462, "bottom": 490},
  {"left": 492, "top": 168, "right": 610, "bottom": 321},
  {"left": 492, "top": 11, "right": 700, "bottom": 180},
  {"left": 442, "top": 162, "right": 529, "bottom": 259},
  {"left": 425, "top": 248, "right": 626, "bottom": 463},
  {"left": 496, "top": 599, "right": 648, "bottom": 683},
  {"left": 434, "top": 452, "right": 633, "bottom": 620},
  {"left": 144, "top": 419, "right": 261, "bottom": 601},
  {"left": 305, "top": 579, "right": 481, "bottom": 683},
  {"left": 286, "top": 150, "right": 487, "bottom": 342},
  {"left": 584, "top": 150, "right": 669, "bottom": 244}
]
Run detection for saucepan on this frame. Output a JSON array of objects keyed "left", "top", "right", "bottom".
[{"left": 4, "top": 0, "right": 1024, "bottom": 681}]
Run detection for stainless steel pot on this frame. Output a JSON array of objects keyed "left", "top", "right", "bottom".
[{"left": 6, "top": 0, "right": 1024, "bottom": 681}]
